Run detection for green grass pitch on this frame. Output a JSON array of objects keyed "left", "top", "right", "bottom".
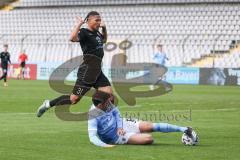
[{"left": 0, "top": 80, "right": 239, "bottom": 160}]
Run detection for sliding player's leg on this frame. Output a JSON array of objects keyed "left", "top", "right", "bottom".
[
  {"left": 139, "top": 121, "right": 197, "bottom": 141},
  {"left": 139, "top": 121, "right": 187, "bottom": 133},
  {"left": 127, "top": 133, "right": 154, "bottom": 145}
]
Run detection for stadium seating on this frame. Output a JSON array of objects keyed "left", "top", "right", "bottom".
[
  {"left": 0, "top": 0, "right": 240, "bottom": 67},
  {"left": 12, "top": 0, "right": 240, "bottom": 7}
]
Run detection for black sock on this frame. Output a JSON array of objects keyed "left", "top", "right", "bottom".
[
  {"left": 49, "top": 95, "right": 72, "bottom": 107},
  {"left": 4, "top": 74, "right": 7, "bottom": 82},
  {"left": 0, "top": 73, "right": 7, "bottom": 81}
]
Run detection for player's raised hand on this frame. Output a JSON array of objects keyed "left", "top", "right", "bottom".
[
  {"left": 75, "top": 16, "right": 84, "bottom": 26},
  {"left": 100, "top": 20, "right": 106, "bottom": 28},
  {"left": 117, "top": 128, "right": 126, "bottom": 136},
  {"left": 70, "top": 16, "right": 84, "bottom": 42}
]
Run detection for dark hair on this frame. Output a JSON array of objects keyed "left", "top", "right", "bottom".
[
  {"left": 3, "top": 44, "right": 8, "bottom": 47},
  {"left": 92, "top": 90, "right": 111, "bottom": 106},
  {"left": 92, "top": 90, "right": 116, "bottom": 107},
  {"left": 157, "top": 44, "right": 162, "bottom": 47},
  {"left": 84, "top": 11, "right": 100, "bottom": 22}
]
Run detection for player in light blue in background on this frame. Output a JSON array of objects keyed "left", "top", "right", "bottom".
[
  {"left": 150, "top": 44, "right": 170, "bottom": 91},
  {"left": 88, "top": 91, "right": 198, "bottom": 147},
  {"left": 153, "top": 44, "right": 169, "bottom": 66}
]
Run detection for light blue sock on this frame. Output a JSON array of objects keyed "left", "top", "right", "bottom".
[{"left": 153, "top": 123, "right": 187, "bottom": 133}]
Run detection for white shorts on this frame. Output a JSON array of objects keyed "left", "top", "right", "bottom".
[{"left": 115, "top": 118, "right": 140, "bottom": 144}]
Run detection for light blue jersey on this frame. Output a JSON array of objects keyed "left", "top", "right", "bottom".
[
  {"left": 153, "top": 51, "right": 168, "bottom": 66},
  {"left": 88, "top": 104, "right": 123, "bottom": 147}
]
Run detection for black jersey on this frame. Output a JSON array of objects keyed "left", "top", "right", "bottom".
[
  {"left": 78, "top": 28, "right": 104, "bottom": 60},
  {"left": 0, "top": 52, "right": 11, "bottom": 68}
]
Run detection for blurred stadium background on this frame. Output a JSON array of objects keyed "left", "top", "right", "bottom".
[
  {"left": 1, "top": 0, "right": 240, "bottom": 65},
  {"left": 0, "top": 1, "right": 240, "bottom": 160},
  {"left": 0, "top": 0, "right": 240, "bottom": 84}
]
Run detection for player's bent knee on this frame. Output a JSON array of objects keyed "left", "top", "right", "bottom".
[
  {"left": 127, "top": 133, "right": 154, "bottom": 145},
  {"left": 70, "top": 99, "right": 79, "bottom": 104},
  {"left": 139, "top": 122, "right": 154, "bottom": 132},
  {"left": 70, "top": 95, "right": 80, "bottom": 104}
]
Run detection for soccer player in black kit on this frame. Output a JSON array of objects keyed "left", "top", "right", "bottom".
[
  {"left": 37, "top": 11, "right": 113, "bottom": 117},
  {"left": 0, "top": 44, "right": 11, "bottom": 87}
]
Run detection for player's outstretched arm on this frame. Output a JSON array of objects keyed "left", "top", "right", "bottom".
[
  {"left": 70, "top": 16, "right": 84, "bottom": 42},
  {"left": 89, "top": 134, "right": 114, "bottom": 147},
  {"left": 88, "top": 118, "right": 113, "bottom": 147}
]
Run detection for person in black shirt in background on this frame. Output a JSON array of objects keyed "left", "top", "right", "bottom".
[
  {"left": 0, "top": 44, "right": 11, "bottom": 87},
  {"left": 37, "top": 11, "right": 114, "bottom": 117}
]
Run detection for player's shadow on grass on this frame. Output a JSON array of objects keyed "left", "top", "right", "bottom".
[
  {"left": 125, "top": 143, "right": 207, "bottom": 147},
  {"left": 125, "top": 143, "right": 180, "bottom": 147},
  {"left": 149, "top": 143, "right": 182, "bottom": 147},
  {"left": 152, "top": 143, "right": 209, "bottom": 147}
]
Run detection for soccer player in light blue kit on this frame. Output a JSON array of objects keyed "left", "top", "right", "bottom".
[
  {"left": 88, "top": 91, "right": 198, "bottom": 147},
  {"left": 150, "top": 44, "right": 170, "bottom": 91},
  {"left": 153, "top": 44, "right": 169, "bottom": 66}
]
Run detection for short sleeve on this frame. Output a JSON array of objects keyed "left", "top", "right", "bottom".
[{"left": 78, "top": 28, "right": 87, "bottom": 42}]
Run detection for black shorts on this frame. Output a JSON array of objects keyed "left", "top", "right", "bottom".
[
  {"left": 1, "top": 64, "right": 8, "bottom": 73},
  {"left": 20, "top": 62, "right": 26, "bottom": 68},
  {"left": 72, "top": 66, "right": 111, "bottom": 96}
]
